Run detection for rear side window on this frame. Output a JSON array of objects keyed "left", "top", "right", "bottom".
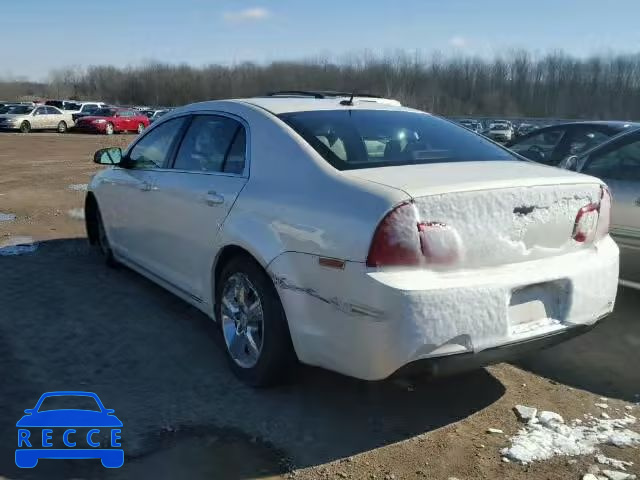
[
  {"left": 173, "top": 115, "right": 245, "bottom": 173},
  {"left": 279, "top": 110, "right": 516, "bottom": 170},
  {"left": 128, "top": 117, "right": 188, "bottom": 169}
]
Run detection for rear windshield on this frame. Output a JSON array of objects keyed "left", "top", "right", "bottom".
[{"left": 278, "top": 110, "right": 516, "bottom": 170}]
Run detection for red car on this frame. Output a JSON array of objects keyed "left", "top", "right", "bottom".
[{"left": 74, "top": 107, "right": 150, "bottom": 135}]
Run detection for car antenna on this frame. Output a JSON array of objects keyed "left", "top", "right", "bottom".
[{"left": 340, "top": 92, "right": 355, "bottom": 106}]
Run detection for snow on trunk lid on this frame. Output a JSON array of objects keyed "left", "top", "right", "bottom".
[{"left": 413, "top": 183, "right": 602, "bottom": 269}]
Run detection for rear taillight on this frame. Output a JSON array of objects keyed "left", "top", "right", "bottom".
[
  {"left": 572, "top": 185, "right": 611, "bottom": 243},
  {"left": 366, "top": 203, "right": 462, "bottom": 268}
]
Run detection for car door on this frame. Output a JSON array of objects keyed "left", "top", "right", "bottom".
[
  {"left": 146, "top": 113, "right": 249, "bottom": 301},
  {"left": 97, "top": 116, "right": 190, "bottom": 270},
  {"left": 45, "top": 106, "right": 62, "bottom": 128},
  {"left": 507, "top": 126, "right": 569, "bottom": 165},
  {"left": 31, "top": 106, "right": 48, "bottom": 130},
  {"left": 580, "top": 132, "right": 640, "bottom": 282}
]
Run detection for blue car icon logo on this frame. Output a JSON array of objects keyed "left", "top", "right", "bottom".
[{"left": 16, "top": 391, "right": 123, "bottom": 468}]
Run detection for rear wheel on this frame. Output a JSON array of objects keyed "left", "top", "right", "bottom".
[
  {"left": 216, "top": 255, "right": 296, "bottom": 387},
  {"left": 19, "top": 121, "right": 31, "bottom": 133},
  {"left": 137, "top": 122, "right": 145, "bottom": 134},
  {"left": 57, "top": 121, "right": 67, "bottom": 133},
  {"left": 105, "top": 123, "right": 114, "bottom": 135}
]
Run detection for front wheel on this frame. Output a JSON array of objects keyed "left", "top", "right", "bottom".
[
  {"left": 105, "top": 123, "right": 114, "bottom": 135},
  {"left": 96, "top": 207, "right": 117, "bottom": 267},
  {"left": 137, "top": 122, "right": 145, "bottom": 134},
  {"left": 57, "top": 121, "right": 67, "bottom": 133},
  {"left": 19, "top": 121, "right": 31, "bottom": 133},
  {"left": 216, "top": 256, "right": 296, "bottom": 387}
]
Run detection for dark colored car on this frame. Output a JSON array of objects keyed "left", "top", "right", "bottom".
[
  {"left": 506, "top": 121, "right": 639, "bottom": 165},
  {"left": 559, "top": 128, "right": 640, "bottom": 283},
  {"left": 74, "top": 108, "right": 150, "bottom": 135}
]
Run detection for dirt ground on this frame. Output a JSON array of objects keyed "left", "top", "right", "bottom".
[{"left": 0, "top": 132, "right": 638, "bottom": 480}]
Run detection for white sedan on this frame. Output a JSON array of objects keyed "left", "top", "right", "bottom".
[{"left": 85, "top": 95, "right": 619, "bottom": 386}]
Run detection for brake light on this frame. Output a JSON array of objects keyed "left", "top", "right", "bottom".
[
  {"left": 572, "top": 186, "right": 611, "bottom": 243},
  {"left": 366, "top": 203, "right": 422, "bottom": 267},
  {"left": 366, "top": 203, "right": 462, "bottom": 267}
]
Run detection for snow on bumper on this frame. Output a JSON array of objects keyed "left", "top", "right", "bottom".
[{"left": 268, "top": 237, "right": 619, "bottom": 380}]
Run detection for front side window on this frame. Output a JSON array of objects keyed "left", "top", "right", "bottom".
[
  {"left": 279, "top": 110, "right": 516, "bottom": 170},
  {"left": 582, "top": 136, "right": 640, "bottom": 181},
  {"left": 173, "top": 115, "right": 245, "bottom": 173},
  {"left": 128, "top": 117, "right": 188, "bottom": 169}
]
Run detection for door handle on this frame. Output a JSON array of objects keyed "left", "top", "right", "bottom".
[{"left": 204, "top": 191, "right": 224, "bottom": 206}]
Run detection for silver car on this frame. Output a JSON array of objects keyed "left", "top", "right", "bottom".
[
  {"left": 564, "top": 128, "right": 640, "bottom": 285},
  {"left": 0, "top": 105, "right": 73, "bottom": 133}
]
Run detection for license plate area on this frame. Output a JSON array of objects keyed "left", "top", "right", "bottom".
[{"left": 508, "top": 280, "right": 571, "bottom": 335}]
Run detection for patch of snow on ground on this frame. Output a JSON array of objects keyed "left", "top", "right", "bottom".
[
  {"left": 595, "top": 454, "right": 633, "bottom": 471},
  {"left": 501, "top": 410, "right": 640, "bottom": 464},
  {"left": 67, "top": 184, "right": 88, "bottom": 191},
  {"left": 67, "top": 208, "right": 85, "bottom": 221},
  {"left": 0, "top": 212, "right": 16, "bottom": 222},
  {"left": 0, "top": 236, "right": 38, "bottom": 256}
]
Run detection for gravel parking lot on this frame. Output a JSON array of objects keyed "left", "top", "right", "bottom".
[{"left": 0, "top": 133, "right": 638, "bottom": 480}]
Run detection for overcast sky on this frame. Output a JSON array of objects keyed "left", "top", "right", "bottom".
[{"left": 3, "top": 0, "right": 640, "bottom": 80}]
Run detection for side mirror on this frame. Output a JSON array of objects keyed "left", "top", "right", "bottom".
[
  {"left": 24, "top": 409, "right": 34, "bottom": 414},
  {"left": 94, "top": 147, "right": 123, "bottom": 165},
  {"left": 561, "top": 155, "right": 579, "bottom": 170},
  {"left": 105, "top": 409, "right": 115, "bottom": 414}
]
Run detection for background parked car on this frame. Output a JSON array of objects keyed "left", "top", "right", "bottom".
[
  {"left": 74, "top": 107, "right": 149, "bottom": 134},
  {"left": 506, "top": 121, "right": 639, "bottom": 165},
  {"left": 559, "top": 128, "right": 640, "bottom": 283},
  {"left": 516, "top": 123, "right": 537, "bottom": 137},
  {"left": 457, "top": 119, "right": 483, "bottom": 133},
  {"left": 143, "top": 108, "right": 172, "bottom": 123},
  {"left": 0, "top": 105, "right": 73, "bottom": 133},
  {"left": 62, "top": 101, "right": 109, "bottom": 122},
  {"left": 484, "top": 120, "right": 514, "bottom": 142}
]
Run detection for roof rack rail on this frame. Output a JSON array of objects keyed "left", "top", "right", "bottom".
[{"left": 265, "top": 90, "right": 382, "bottom": 99}]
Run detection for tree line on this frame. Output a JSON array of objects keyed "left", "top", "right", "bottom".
[{"left": 4, "top": 50, "right": 640, "bottom": 119}]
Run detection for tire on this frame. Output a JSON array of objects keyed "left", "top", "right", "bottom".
[
  {"left": 105, "top": 123, "right": 114, "bottom": 135},
  {"left": 216, "top": 255, "right": 296, "bottom": 387},
  {"left": 19, "top": 121, "right": 31, "bottom": 133},
  {"left": 96, "top": 207, "right": 117, "bottom": 267},
  {"left": 57, "top": 121, "right": 67, "bottom": 133},
  {"left": 137, "top": 122, "right": 145, "bottom": 134}
]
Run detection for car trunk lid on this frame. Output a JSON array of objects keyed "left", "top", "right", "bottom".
[{"left": 346, "top": 161, "right": 604, "bottom": 268}]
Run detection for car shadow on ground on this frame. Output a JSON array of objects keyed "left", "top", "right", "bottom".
[
  {"left": 0, "top": 238, "right": 505, "bottom": 479},
  {"left": 517, "top": 286, "right": 640, "bottom": 402}
]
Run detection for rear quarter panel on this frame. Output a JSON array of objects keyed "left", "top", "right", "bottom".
[{"left": 212, "top": 101, "right": 409, "bottom": 268}]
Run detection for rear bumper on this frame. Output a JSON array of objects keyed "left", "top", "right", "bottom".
[
  {"left": 394, "top": 318, "right": 603, "bottom": 378},
  {"left": 269, "top": 236, "right": 619, "bottom": 380}
]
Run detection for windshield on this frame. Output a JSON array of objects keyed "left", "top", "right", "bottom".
[
  {"left": 45, "top": 100, "right": 64, "bottom": 108},
  {"left": 64, "top": 102, "right": 81, "bottom": 110},
  {"left": 279, "top": 110, "right": 516, "bottom": 170},
  {"left": 5, "top": 105, "right": 33, "bottom": 115}
]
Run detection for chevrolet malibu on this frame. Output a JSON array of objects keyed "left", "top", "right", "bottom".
[{"left": 84, "top": 95, "right": 619, "bottom": 386}]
